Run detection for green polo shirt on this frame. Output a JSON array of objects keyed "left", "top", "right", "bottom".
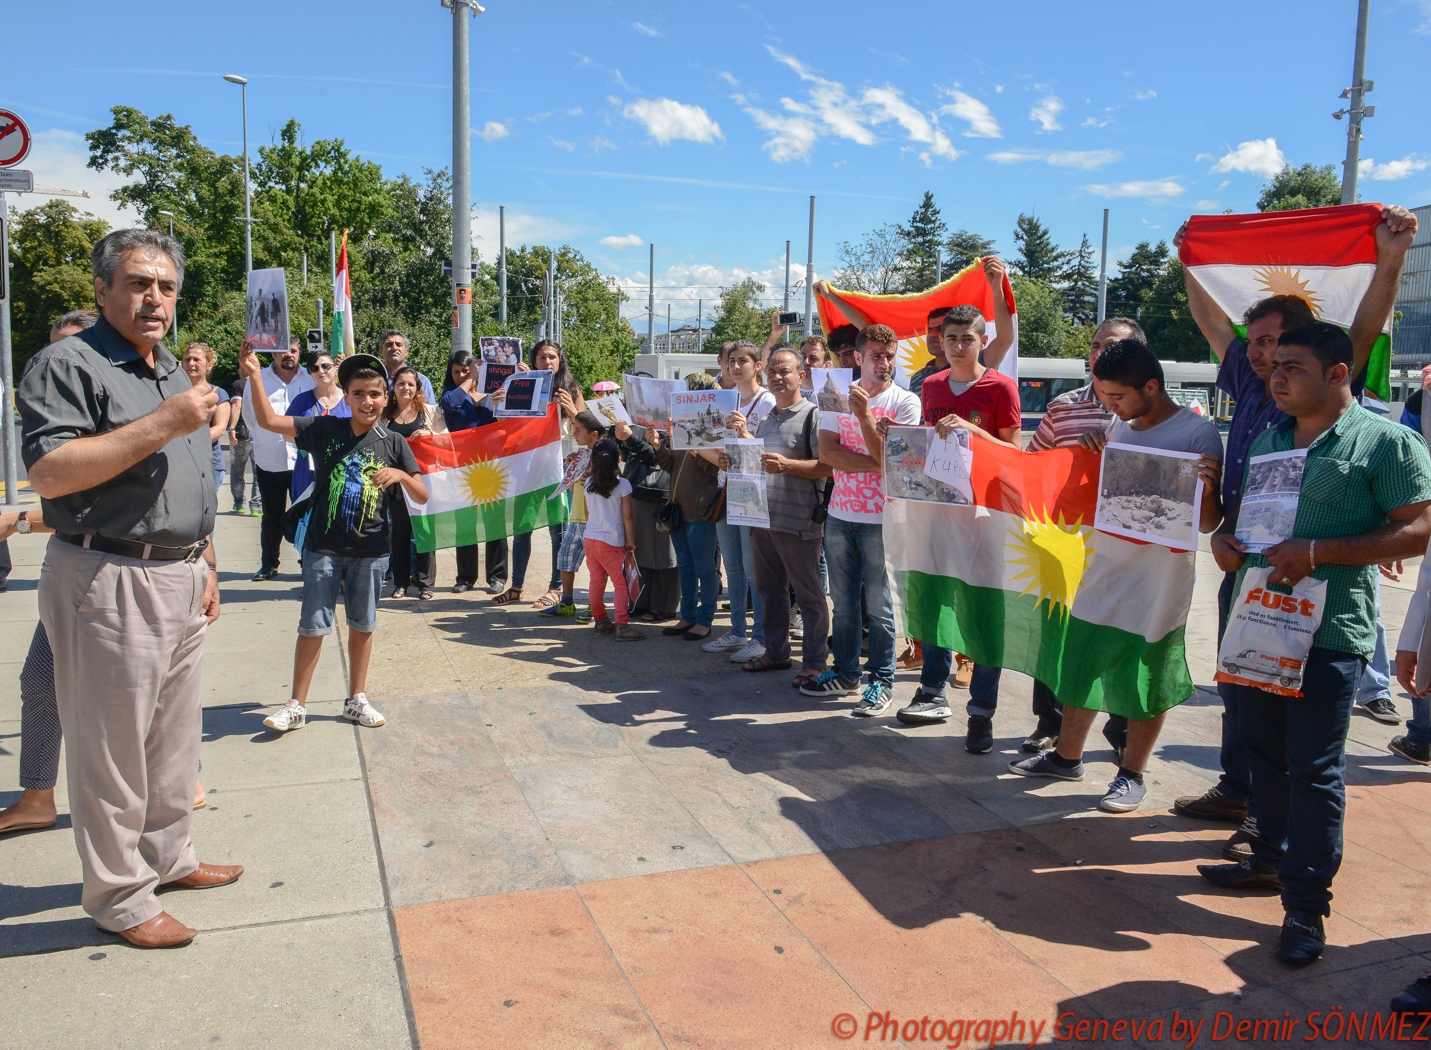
[{"left": 1238, "top": 401, "right": 1431, "bottom": 658}]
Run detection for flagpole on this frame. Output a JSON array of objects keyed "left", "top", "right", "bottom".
[
  {"left": 803, "top": 196, "right": 816, "bottom": 338},
  {"left": 1097, "top": 208, "right": 1109, "bottom": 325}
]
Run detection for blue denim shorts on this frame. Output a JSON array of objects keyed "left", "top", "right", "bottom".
[{"left": 298, "top": 552, "right": 389, "bottom": 636}]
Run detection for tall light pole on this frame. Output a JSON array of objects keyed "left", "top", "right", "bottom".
[
  {"left": 498, "top": 205, "right": 507, "bottom": 327},
  {"left": 783, "top": 240, "right": 791, "bottom": 313},
  {"left": 647, "top": 243, "right": 655, "bottom": 354},
  {"left": 1096, "top": 208, "right": 1110, "bottom": 325},
  {"left": 158, "top": 210, "right": 178, "bottom": 349},
  {"left": 443, "top": 0, "right": 482, "bottom": 356},
  {"left": 222, "top": 75, "right": 252, "bottom": 275},
  {"left": 803, "top": 196, "right": 816, "bottom": 337},
  {"left": 1334, "top": 0, "right": 1373, "bottom": 205}
]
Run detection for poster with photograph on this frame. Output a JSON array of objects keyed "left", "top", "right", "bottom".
[
  {"left": 671, "top": 389, "right": 738, "bottom": 450},
  {"left": 724, "top": 438, "right": 765, "bottom": 478},
  {"left": 589, "top": 395, "right": 632, "bottom": 428},
  {"left": 922, "top": 428, "right": 975, "bottom": 504},
  {"left": 1235, "top": 448, "right": 1307, "bottom": 553},
  {"left": 725, "top": 476, "right": 770, "bottom": 528},
  {"left": 1167, "top": 387, "right": 1211, "bottom": 417},
  {"left": 555, "top": 448, "right": 591, "bottom": 497},
  {"left": 811, "top": 368, "right": 853, "bottom": 415},
  {"left": 881, "top": 426, "right": 971, "bottom": 505},
  {"left": 479, "top": 335, "right": 522, "bottom": 364},
  {"left": 245, "top": 268, "right": 290, "bottom": 352},
  {"left": 495, "top": 369, "right": 554, "bottom": 418},
  {"left": 1095, "top": 442, "right": 1203, "bottom": 550},
  {"left": 477, "top": 361, "right": 517, "bottom": 398},
  {"left": 623, "top": 375, "right": 684, "bottom": 430}
]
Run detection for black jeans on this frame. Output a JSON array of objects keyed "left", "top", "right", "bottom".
[
  {"left": 254, "top": 466, "right": 293, "bottom": 570},
  {"left": 1236, "top": 646, "right": 1361, "bottom": 917},
  {"left": 1215, "top": 570, "right": 1254, "bottom": 804},
  {"left": 389, "top": 500, "right": 435, "bottom": 592},
  {"left": 455, "top": 540, "right": 508, "bottom": 589}
]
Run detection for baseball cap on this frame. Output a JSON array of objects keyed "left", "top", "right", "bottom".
[{"left": 337, "top": 353, "right": 390, "bottom": 389}]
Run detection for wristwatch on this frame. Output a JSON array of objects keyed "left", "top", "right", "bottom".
[{"left": 16, "top": 511, "right": 31, "bottom": 534}]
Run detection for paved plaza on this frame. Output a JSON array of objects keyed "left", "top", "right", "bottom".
[{"left": 2, "top": 509, "right": 1428, "bottom": 1049}]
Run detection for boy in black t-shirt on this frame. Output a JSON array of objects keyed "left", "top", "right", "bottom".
[{"left": 239, "top": 348, "right": 429, "bottom": 731}]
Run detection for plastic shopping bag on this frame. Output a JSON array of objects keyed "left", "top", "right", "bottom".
[{"left": 1214, "top": 566, "right": 1327, "bottom": 697}]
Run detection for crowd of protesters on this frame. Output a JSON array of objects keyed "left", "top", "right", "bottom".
[{"left": 4, "top": 207, "right": 1431, "bottom": 1013}]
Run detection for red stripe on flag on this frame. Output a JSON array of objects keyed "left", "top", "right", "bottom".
[
  {"left": 406, "top": 406, "right": 560, "bottom": 474},
  {"left": 967, "top": 440, "right": 1100, "bottom": 525},
  {"left": 1178, "top": 203, "right": 1382, "bottom": 268},
  {"left": 816, "top": 258, "right": 1016, "bottom": 342}
]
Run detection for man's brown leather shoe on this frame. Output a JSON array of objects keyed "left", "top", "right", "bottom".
[
  {"left": 116, "top": 911, "right": 196, "bottom": 949},
  {"left": 167, "top": 862, "right": 244, "bottom": 889}
]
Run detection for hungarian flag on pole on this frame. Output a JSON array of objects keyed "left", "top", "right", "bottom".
[
  {"left": 402, "top": 408, "right": 567, "bottom": 552},
  {"left": 331, "top": 229, "right": 356, "bottom": 357},
  {"left": 887, "top": 441, "right": 1197, "bottom": 717},
  {"left": 815, "top": 259, "right": 1018, "bottom": 388},
  {"left": 1178, "top": 203, "right": 1391, "bottom": 400}
]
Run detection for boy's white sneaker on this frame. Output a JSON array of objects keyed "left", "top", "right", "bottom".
[
  {"left": 343, "top": 693, "right": 386, "bottom": 728},
  {"left": 701, "top": 631, "right": 747, "bottom": 653},
  {"left": 730, "top": 640, "right": 766, "bottom": 663},
  {"left": 264, "top": 700, "right": 307, "bottom": 732}
]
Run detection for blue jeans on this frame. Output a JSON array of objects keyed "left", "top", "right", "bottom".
[
  {"left": 823, "top": 516, "right": 895, "bottom": 685},
  {"left": 1236, "top": 646, "right": 1361, "bottom": 917},
  {"left": 717, "top": 520, "right": 764, "bottom": 644},
  {"left": 1353, "top": 583, "right": 1390, "bottom": 704},
  {"left": 1215, "top": 571, "right": 1254, "bottom": 805},
  {"left": 672, "top": 520, "right": 719, "bottom": 627},
  {"left": 918, "top": 644, "right": 1002, "bottom": 713},
  {"left": 213, "top": 468, "right": 226, "bottom": 495},
  {"left": 1410, "top": 695, "right": 1431, "bottom": 746},
  {"left": 511, "top": 522, "right": 564, "bottom": 592}
]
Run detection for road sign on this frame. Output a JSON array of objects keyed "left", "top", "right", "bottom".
[
  {"left": 305, "top": 328, "right": 324, "bottom": 354},
  {"left": 0, "top": 169, "right": 32, "bottom": 193},
  {"left": 0, "top": 112, "right": 31, "bottom": 168},
  {"left": 440, "top": 261, "right": 480, "bottom": 277}
]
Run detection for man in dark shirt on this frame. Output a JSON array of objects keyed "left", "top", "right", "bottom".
[{"left": 19, "top": 229, "right": 240, "bottom": 950}]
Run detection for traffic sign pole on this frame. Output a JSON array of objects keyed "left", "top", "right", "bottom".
[{"left": 1, "top": 190, "right": 17, "bottom": 505}]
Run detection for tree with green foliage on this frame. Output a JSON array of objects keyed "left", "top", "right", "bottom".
[
  {"left": 898, "top": 191, "right": 947, "bottom": 292},
  {"left": 832, "top": 224, "right": 904, "bottom": 294},
  {"left": 1257, "top": 163, "right": 1342, "bottom": 212},
  {"left": 5, "top": 200, "right": 110, "bottom": 365},
  {"left": 945, "top": 229, "right": 996, "bottom": 275},
  {"left": 709, "top": 278, "right": 770, "bottom": 346},
  {"left": 1062, "top": 234, "right": 1098, "bottom": 326},
  {"left": 1011, "top": 276, "right": 1077, "bottom": 358},
  {"left": 1012, "top": 213, "right": 1070, "bottom": 283},
  {"left": 1138, "top": 258, "right": 1208, "bottom": 362},
  {"left": 1105, "top": 241, "right": 1170, "bottom": 320}
]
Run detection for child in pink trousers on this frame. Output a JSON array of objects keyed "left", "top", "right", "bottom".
[{"left": 582, "top": 440, "right": 644, "bottom": 641}]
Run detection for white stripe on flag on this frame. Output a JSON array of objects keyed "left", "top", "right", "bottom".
[{"left": 407, "top": 440, "right": 562, "bottom": 517}]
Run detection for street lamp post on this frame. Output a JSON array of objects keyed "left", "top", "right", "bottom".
[
  {"left": 443, "top": 0, "right": 483, "bottom": 356},
  {"left": 158, "top": 209, "right": 178, "bottom": 349},
  {"left": 222, "top": 74, "right": 253, "bottom": 275}
]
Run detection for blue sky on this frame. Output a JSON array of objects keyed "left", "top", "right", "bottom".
[{"left": 5, "top": 0, "right": 1430, "bottom": 331}]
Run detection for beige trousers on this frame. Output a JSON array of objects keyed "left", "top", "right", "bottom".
[{"left": 38, "top": 539, "right": 208, "bottom": 931}]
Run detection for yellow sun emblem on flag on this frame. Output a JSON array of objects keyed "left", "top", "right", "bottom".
[
  {"left": 1007, "top": 508, "right": 1093, "bottom": 619},
  {"left": 1253, "top": 265, "right": 1323, "bottom": 316},
  {"left": 898, "top": 336, "right": 934, "bottom": 379},
  {"left": 461, "top": 458, "right": 510, "bottom": 508}
]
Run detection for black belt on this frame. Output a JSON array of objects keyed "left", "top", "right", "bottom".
[{"left": 58, "top": 533, "right": 209, "bottom": 562}]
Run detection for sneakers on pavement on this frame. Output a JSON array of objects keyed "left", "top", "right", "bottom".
[
  {"left": 1172, "top": 785, "right": 1248, "bottom": 823},
  {"left": 263, "top": 700, "right": 306, "bottom": 732},
  {"left": 1359, "top": 697, "right": 1400, "bottom": 724},
  {"left": 1221, "top": 818, "right": 1257, "bottom": 862},
  {"left": 1099, "top": 775, "right": 1147, "bottom": 813},
  {"left": 1390, "top": 734, "right": 1431, "bottom": 764},
  {"left": 1008, "top": 750, "right": 1084, "bottom": 781},
  {"left": 730, "top": 640, "right": 766, "bottom": 663},
  {"left": 850, "top": 681, "right": 893, "bottom": 717},
  {"left": 896, "top": 691, "right": 953, "bottom": 726},
  {"left": 1196, "top": 858, "right": 1284, "bottom": 891},
  {"left": 538, "top": 601, "right": 577, "bottom": 618},
  {"left": 576, "top": 606, "right": 593, "bottom": 623},
  {"left": 343, "top": 694, "right": 386, "bottom": 728},
  {"left": 799, "top": 670, "right": 860, "bottom": 698},
  {"left": 702, "top": 631, "right": 747, "bottom": 653},
  {"left": 790, "top": 609, "right": 804, "bottom": 641},
  {"left": 965, "top": 714, "right": 993, "bottom": 753}
]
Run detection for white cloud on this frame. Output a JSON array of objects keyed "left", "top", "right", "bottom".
[
  {"left": 527, "top": 111, "right": 553, "bottom": 124},
  {"left": 623, "top": 98, "right": 724, "bottom": 144},
  {"left": 1360, "top": 154, "right": 1430, "bottom": 181},
  {"left": 1415, "top": 0, "right": 1431, "bottom": 33},
  {"left": 6, "top": 129, "right": 135, "bottom": 230},
  {"left": 862, "top": 86, "right": 961, "bottom": 164},
  {"left": 1133, "top": 89, "right": 1157, "bottom": 100},
  {"left": 475, "top": 121, "right": 510, "bottom": 142},
  {"left": 1030, "top": 95, "right": 1064, "bottom": 132},
  {"left": 987, "top": 148, "right": 1122, "bottom": 169},
  {"left": 470, "top": 204, "right": 577, "bottom": 254},
  {"left": 589, "top": 136, "right": 618, "bottom": 153},
  {"left": 567, "top": 107, "right": 584, "bottom": 117},
  {"left": 612, "top": 259, "right": 824, "bottom": 323},
  {"left": 1082, "top": 115, "right": 1114, "bottom": 128},
  {"left": 938, "top": 90, "right": 1002, "bottom": 138},
  {"left": 1210, "top": 138, "right": 1285, "bottom": 178},
  {"left": 600, "top": 234, "right": 645, "bottom": 249},
  {"left": 631, "top": 21, "right": 660, "bottom": 37},
  {"left": 1085, "top": 179, "right": 1186, "bottom": 201},
  {"left": 994, "top": 84, "right": 1004, "bottom": 94},
  {"left": 549, "top": 137, "right": 576, "bottom": 151}
]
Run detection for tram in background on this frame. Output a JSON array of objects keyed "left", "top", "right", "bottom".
[{"left": 1017, "top": 358, "right": 1226, "bottom": 430}]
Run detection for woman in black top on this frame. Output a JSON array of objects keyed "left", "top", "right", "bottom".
[{"left": 385, "top": 366, "right": 437, "bottom": 599}]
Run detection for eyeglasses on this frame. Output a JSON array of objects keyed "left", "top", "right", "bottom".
[{"left": 309, "top": 363, "right": 335, "bottom": 372}]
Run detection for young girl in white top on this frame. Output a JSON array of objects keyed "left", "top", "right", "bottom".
[{"left": 582, "top": 440, "right": 643, "bottom": 641}]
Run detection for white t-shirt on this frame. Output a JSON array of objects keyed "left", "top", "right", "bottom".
[
  {"left": 819, "top": 383, "right": 922, "bottom": 524},
  {"left": 583, "top": 477, "right": 633, "bottom": 547},
  {"left": 242, "top": 365, "right": 315, "bottom": 472},
  {"left": 737, "top": 389, "right": 777, "bottom": 434}
]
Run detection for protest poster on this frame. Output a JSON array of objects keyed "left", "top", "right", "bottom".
[
  {"left": 1235, "top": 448, "right": 1307, "bottom": 553},
  {"left": 496, "top": 369, "right": 554, "bottom": 418},
  {"left": 555, "top": 448, "right": 591, "bottom": 498},
  {"left": 479, "top": 335, "right": 522, "bottom": 364},
  {"left": 811, "top": 368, "right": 853, "bottom": 415},
  {"left": 922, "top": 428, "right": 975, "bottom": 505},
  {"left": 623, "top": 375, "right": 683, "bottom": 430},
  {"left": 882, "top": 426, "right": 970, "bottom": 505},
  {"left": 622, "top": 550, "right": 644, "bottom": 607},
  {"left": 724, "top": 437, "right": 765, "bottom": 478},
  {"left": 246, "top": 268, "right": 290, "bottom": 352},
  {"left": 1095, "top": 442, "right": 1204, "bottom": 551},
  {"left": 477, "top": 361, "right": 517, "bottom": 398},
  {"left": 670, "top": 389, "right": 738, "bottom": 450},
  {"left": 1167, "top": 388, "right": 1211, "bottom": 417},
  {"left": 725, "top": 476, "right": 770, "bottom": 528},
  {"left": 589, "top": 395, "right": 632, "bottom": 428}
]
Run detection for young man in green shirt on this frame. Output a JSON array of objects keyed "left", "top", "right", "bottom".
[{"left": 1202, "top": 322, "right": 1431, "bottom": 964}]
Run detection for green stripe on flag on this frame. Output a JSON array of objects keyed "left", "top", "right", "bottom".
[
  {"left": 1225, "top": 324, "right": 1390, "bottom": 401},
  {"left": 410, "top": 484, "right": 567, "bottom": 552},
  {"left": 904, "top": 570, "right": 1194, "bottom": 718}
]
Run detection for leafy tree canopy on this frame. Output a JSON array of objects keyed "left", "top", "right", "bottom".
[{"left": 1257, "top": 163, "right": 1342, "bottom": 212}]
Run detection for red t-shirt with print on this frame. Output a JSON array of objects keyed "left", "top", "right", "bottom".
[{"left": 919, "top": 367, "right": 1022, "bottom": 438}]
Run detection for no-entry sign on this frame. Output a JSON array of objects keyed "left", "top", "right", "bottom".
[{"left": 0, "top": 111, "right": 32, "bottom": 168}]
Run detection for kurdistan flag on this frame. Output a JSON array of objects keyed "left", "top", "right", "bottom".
[
  {"left": 403, "top": 407, "right": 567, "bottom": 552},
  {"left": 887, "top": 440, "right": 1197, "bottom": 718},
  {"left": 815, "top": 259, "right": 1018, "bottom": 388},
  {"left": 332, "top": 229, "right": 356, "bottom": 357},
  {"left": 1178, "top": 203, "right": 1391, "bottom": 400}
]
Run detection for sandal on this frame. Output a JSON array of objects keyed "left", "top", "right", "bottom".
[
  {"left": 593, "top": 617, "right": 616, "bottom": 633},
  {"left": 490, "top": 588, "right": 524, "bottom": 606},
  {"left": 614, "top": 625, "right": 645, "bottom": 641},
  {"left": 744, "top": 655, "right": 793, "bottom": 672},
  {"left": 532, "top": 588, "right": 563, "bottom": 610},
  {"left": 418, "top": 590, "right": 434, "bottom": 601},
  {"left": 791, "top": 669, "right": 824, "bottom": 688}
]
